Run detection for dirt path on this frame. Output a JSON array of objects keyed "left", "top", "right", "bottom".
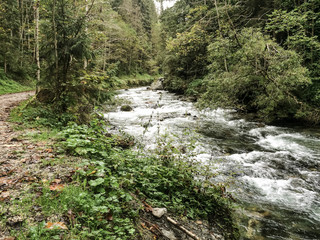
[
  {"left": 0, "top": 91, "right": 34, "bottom": 158},
  {"left": 0, "top": 92, "right": 75, "bottom": 238},
  {"left": 0, "top": 91, "right": 34, "bottom": 121}
]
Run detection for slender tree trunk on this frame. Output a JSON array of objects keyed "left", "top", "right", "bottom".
[
  {"left": 53, "top": 0, "right": 59, "bottom": 79},
  {"left": 214, "top": 0, "right": 228, "bottom": 72},
  {"left": 103, "top": 40, "right": 107, "bottom": 71},
  {"left": 311, "top": 2, "right": 315, "bottom": 65},
  {"left": 4, "top": 56, "right": 7, "bottom": 74},
  {"left": 84, "top": 0, "right": 88, "bottom": 69},
  {"left": 160, "top": 0, "right": 163, "bottom": 13},
  {"left": 35, "top": 0, "right": 40, "bottom": 94}
]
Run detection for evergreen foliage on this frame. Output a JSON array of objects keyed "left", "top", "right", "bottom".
[
  {"left": 161, "top": 0, "right": 320, "bottom": 125},
  {"left": 0, "top": 0, "right": 159, "bottom": 119}
]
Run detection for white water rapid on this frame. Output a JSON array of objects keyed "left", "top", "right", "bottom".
[{"left": 105, "top": 87, "right": 320, "bottom": 240}]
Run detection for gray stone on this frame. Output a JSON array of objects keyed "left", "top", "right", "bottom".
[
  {"left": 162, "top": 229, "right": 177, "bottom": 240},
  {"left": 152, "top": 208, "right": 167, "bottom": 218},
  {"left": 150, "top": 78, "right": 164, "bottom": 90}
]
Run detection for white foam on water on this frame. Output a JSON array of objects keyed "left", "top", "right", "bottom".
[
  {"left": 242, "top": 176, "right": 316, "bottom": 209},
  {"left": 104, "top": 87, "right": 320, "bottom": 236},
  {"left": 256, "top": 134, "right": 313, "bottom": 157}
]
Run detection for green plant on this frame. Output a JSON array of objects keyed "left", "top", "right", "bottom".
[{"left": 58, "top": 116, "right": 239, "bottom": 239}]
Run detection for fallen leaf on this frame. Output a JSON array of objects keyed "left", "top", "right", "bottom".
[
  {"left": 141, "top": 222, "right": 147, "bottom": 229},
  {"left": 142, "top": 201, "right": 153, "bottom": 212},
  {"left": 49, "top": 184, "right": 65, "bottom": 191},
  {"left": 87, "top": 170, "right": 96, "bottom": 176},
  {"left": 0, "top": 191, "right": 10, "bottom": 201},
  {"left": 52, "top": 179, "right": 61, "bottom": 184},
  {"left": 0, "top": 177, "right": 13, "bottom": 185},
  {"left": 23, "top": 176, "right": 37, "bottom": 182},
  {"left": 20, "top": 158, "right": 28, "bottom": 163},
  {"left": 45, "top": 222, "right": 68, "bottom": 230},
  {"left": 2, "top": 237, "right": 15, "bottom": 240},
  {"left": 45, "top": 148, "right": 53, "bottom": 153},
  {"left": 41, "top": 179, "right": 48, "bottom": 183}
]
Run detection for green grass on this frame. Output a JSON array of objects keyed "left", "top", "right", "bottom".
[{"left": 0, "top": 72, "right": 34, "bottom": 95}]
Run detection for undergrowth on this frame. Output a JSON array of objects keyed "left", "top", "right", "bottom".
[
  {"left": 7, "top": 101, "right": 240, "bottom": 239},
  {"left": 0, "top": 70, "right": 34, "bottom": 95}
]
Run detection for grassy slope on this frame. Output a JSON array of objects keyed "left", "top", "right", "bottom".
[{"left": 0, "top": 71, "right": 34, "bottom": 95}]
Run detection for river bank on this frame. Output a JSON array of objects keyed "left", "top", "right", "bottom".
[
  {"left": 106, "top": 87, "right": 320, "bottom": 240},
  {"left": 0, "top": 90, "right": 238, "bottom": 239}
]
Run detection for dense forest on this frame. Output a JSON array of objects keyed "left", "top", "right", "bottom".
[
  {"left": 1, "top": 0, "right": 320, "bottom": 125},
  {"left": 161, "top": 0, "right": 320, "bottom": 125},
  {"left": 0, "top": 0, "right": 160, "bottom": 121}
]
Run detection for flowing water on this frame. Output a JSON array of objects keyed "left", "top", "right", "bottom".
[{"left": 105, "top": 87, "right": 320, "bottom": 240}]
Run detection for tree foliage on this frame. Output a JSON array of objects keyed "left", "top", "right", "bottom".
[
  {"left": 0, "top": 0, "right": 159, "bottom": 122},
  {"left": 200, "top": 28, "right": 313, "bottom": 123},
  {"left": 160, "top": 0, "right": 320, "bottom": 124}
]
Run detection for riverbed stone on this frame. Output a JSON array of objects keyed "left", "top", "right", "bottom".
[
  {"left": 120, "top": 105, "right": 133, "bottom": 111},
  {"left": 150, "top": 78, "right": 164, "bottom": 90}
]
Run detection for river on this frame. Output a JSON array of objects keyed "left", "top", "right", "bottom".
[{"left": 105, "top": 87, "right": 320, "bottom": 240}]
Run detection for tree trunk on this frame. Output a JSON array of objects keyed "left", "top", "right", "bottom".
[
  {"left": 4, "top": 56, "right": 7, "bottom": 74},
  {"left": 53, "top": 0, "right": 58, "bottom": 79},
  {"left": 84, "top": 0, "right": 88, "bottom": 69},
  {"left": 214, "top": 0, "right": 228, "bottom": 72},
  {"left": 35, "top": 0, "right": 40, "bottom": 94}
]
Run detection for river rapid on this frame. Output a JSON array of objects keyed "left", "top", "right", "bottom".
[{"left": 105, "top": 87, "right": 320, "bottom": 240}]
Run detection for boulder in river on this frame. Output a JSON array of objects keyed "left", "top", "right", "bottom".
[
  {"left": 149, "top": 78, "right": 164, "bottom": 90},
  {"left": 120, "top": 105, "right": 133, "bottom": 111}
]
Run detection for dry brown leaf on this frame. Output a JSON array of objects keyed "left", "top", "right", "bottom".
[
  {"left": 23, "top": 176, "right": 37, "bottom": 182},
  {"left": 87, "top": 170, "right": 96, "bottom": 176},
  {"left": 45, "top": 148, "right": 53, "bottom": 153},
  {"left": 0, "top": 191, "right": 10, "bottom": 201},
  {"left": 0, "top": 177, "right": 13, "bottom": 185},
  {"left": 20, "top": 158, "right": 28, "bottom": 163},
  {"left": 41, "top": 179, "right": 48, "bottom": 184},
  {"left": 45, "top": 222, "right": 68, "bottom": 230},
  {"left": 49, "top": 184, "right": 65, "bottom": 191},
  {"left": 142, "top": 201, "right": 153, "bottom": 212},
  {"left": 2, "top": 237, "right": 15, "bottom": 240},
  {"left": 52, "top": 179, "right": 61, "bottom": 184}
]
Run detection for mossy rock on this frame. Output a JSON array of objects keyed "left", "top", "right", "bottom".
[{"left": 120, "top": 105, "right": 133, "bottom": 111}]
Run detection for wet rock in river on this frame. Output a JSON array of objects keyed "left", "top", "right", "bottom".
[
  {"left": 150, "top": 78, "right": 164, "bottom": 90},
  {"left": 120, "top": 105, "right": 133, "bottom": 111}
]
